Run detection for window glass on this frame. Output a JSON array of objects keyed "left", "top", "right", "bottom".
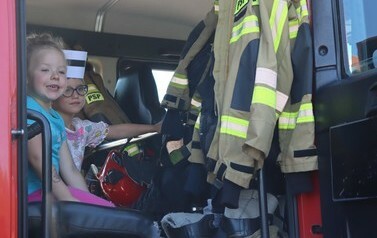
[
  {"left": 343, "top": 0, "right": 377, "bottom": 74},
  {"left": 152, "top": 69, "right": 173, "bottom": 102}
]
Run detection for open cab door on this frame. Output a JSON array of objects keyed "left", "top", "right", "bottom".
[{"left": 313, "top": 0, "right": 377, "bottom": 237}]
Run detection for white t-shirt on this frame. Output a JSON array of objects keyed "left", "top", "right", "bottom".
[{"left": 66, "top": 117, "right": 109, "bottom": 170}]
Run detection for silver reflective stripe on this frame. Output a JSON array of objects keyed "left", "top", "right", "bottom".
[
  {"left": 230, "top": 15, "right": 259, "bottom": 44},
  {"left": 191, "top": 97, "right": 202, "bottom": 108},
  {"left": 220, "top": 115, "right": 248, "bottom": 138},
  {"left": 171, "top": 74, "right": 188, "bottom": 86},
  {"left": 276, "top": 90, "right": 288, "bottom": 113},
  {"left": 255, "top": 67, "right": 277, "bottom": 89}
]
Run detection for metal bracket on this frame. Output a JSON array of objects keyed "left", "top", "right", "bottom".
[{"left": 94, "top": 0, "right": 120, "bottom": 32}]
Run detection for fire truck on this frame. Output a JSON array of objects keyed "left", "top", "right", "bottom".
[{"left": 1, "top": 0, "right": 377, "bottom": 237}]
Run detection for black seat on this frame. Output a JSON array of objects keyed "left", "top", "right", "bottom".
[
  {"left": 114, "top": 62, "right": 166, "bottom": 124},
  {"left": 28, "top": 201, "right": 160, "bottom": 238},
  {"left": 26, "top": 111, "right": 160, "bottom": 238}
]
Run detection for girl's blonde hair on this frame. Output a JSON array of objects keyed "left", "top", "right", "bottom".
[{"left": 26, "top": 32, "right": 66, "bottom": 68}]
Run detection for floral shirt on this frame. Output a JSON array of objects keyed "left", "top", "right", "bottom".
[{"left": 66, "top": 117, "right": 109, "bottom": 171}]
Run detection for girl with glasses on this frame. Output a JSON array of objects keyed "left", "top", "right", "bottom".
[{"left": 53, "top": 50, "right": 162, "bottom": 174}]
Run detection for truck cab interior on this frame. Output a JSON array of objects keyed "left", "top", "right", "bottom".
[
  {"left": 14, "top": 0, "right": 377, "bottom": 237},
  {"left": 24, "top": 1, "right": 214, "bottom": 238}
]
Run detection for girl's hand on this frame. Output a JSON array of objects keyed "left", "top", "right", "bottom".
[
  {"left": 166, "top": 138, "right": 184, "bottom": 154},
  {"left": 154, "top": 120, "right": 163, "bottom": 133}
]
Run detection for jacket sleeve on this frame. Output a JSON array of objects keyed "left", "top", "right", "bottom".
[
  {"left": 161, "top": 9, "right": 218, "bottom": 111},
  {"left": 243, "top": 0, "right": 292, "bottom": 169},
  {"left": 278, "top": 0, "right": 317, "bottom": 173}
]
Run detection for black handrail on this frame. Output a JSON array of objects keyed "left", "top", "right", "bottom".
[
  {"left": 286, "top": 181, "right": 300, "bottom": 238},
  {"left": 27, "top": 110, "right": 52, "bottom": 238},
  {"left": 27, "top": 122, "right": 42, "bottom": 140},
  {"left": 258, "top": 167, "right": 270, "bottom": 238}
]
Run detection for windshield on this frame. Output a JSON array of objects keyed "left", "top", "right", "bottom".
[{"left": 342, "top": 0, "right": 377, "bottom": 74}]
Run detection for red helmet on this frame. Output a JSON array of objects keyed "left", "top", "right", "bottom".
[{"left": 97, "top": 150, "right": 146, "bottom": 207}]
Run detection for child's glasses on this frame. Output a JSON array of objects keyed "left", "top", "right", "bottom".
[{"left": 63, "top": 85, "right": 88, "bottom": 97}]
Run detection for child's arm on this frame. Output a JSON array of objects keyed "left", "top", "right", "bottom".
[
  {"left": 28, "top": 134, "right": 78, "bottom": 201},
  {"left": 59, "top": 141, "right": 90, "bottom": 192},
  {"left": 106, "top": 121, "right": 162, "bottom": 140}
]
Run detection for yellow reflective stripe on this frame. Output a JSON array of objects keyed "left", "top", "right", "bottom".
[
  {"left": 299, "top": 102, "right": 313, "bottom": 111},
  {"left": 124, "top": 144, "right": 140, "bottom": 157},
  {"left": 297, "top": 115, "right": 314, "bottom": 124},
  {"left": 296, "top": 5, "right": 301, "bottom": 20},
  {"left": 279, "top": 103, "right": 314, "bottom": 129},
  {"left": 221, "top": 115, "right": 249, "bottom": 126},
  {"left": 278, "top": 115, "right": 296, "bottom": 129},
  {"left": 289, "top": 19, "right": 299, "bottom": 39},
  {"left": 195, "top": 114, "right": 201, "bottom": 129},
  {"left": 214, "top": 0, "right": 219, "bottom": 14},
  {"left": 296, "top": 0, "right": 308, "bottom": 23},
  {"left": 276, "top": 1, "right": 288, "bottom": 51},
  {"left": 230, "top": 15, "right": 260, "bottom": 44},
  {"left": 297, "top": 103, "right": 314, "bottom": 123},
  {"left": 255, "top": 67, "right": 277, "bottom": 89},
  {"left": 251, "top": 0, "right": 259, "bottom": 6},
  {"left": 252, "top": 86, "right": 276, "bottom": 109},
  {"left": 269, "top": 0, "right": 288, "bottom": 52},
  {"left": 220, "top": 115, "right": 248, "bottom": 139},
  {"left": 300, "top": 0, "right": 309, "bottom": 19},
  {"left": 281, "top": 111, "right": 298, "bottom": 117},
  {"left": 278, "top": 123, "right": 295, "bottom": 129},
  {"left": 170, "top": 73, "right": 188, "bottom": 89}
]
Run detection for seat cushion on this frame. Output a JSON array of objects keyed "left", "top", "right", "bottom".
[{"left": 28, "top": 201, "right": 160, "bottom": 238}]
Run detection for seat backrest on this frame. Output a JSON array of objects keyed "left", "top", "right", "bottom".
[{"left": 114, "top": 62, "right": 166, "bottom": 124}]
